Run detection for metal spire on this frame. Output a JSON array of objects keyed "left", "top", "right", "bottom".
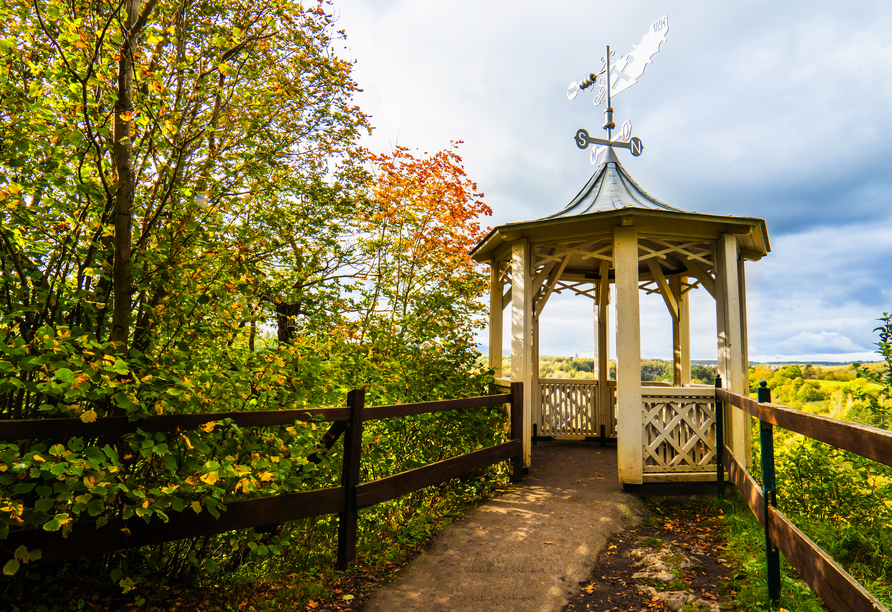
[{"left": 566, "top": 15, "right": 669, "bottom": 165}]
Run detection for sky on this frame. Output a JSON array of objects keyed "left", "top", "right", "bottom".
[{"left": 331, "top": 0, "right": 892, "bottom": 363}]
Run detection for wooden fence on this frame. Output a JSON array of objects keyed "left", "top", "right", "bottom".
[
  {"left": 716, "top": 382, "right": 892, "bottom": 612},
  {"left": 0, "top": 383, "right": 524, "bottom": 570}
]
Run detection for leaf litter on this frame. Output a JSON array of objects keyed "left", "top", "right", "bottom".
[{"left": 563, "top": 496, "right": 734, "bottom": 612}]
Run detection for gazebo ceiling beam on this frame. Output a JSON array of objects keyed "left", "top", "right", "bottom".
[
  {"left": 637, "top": 238, "right": 714, "bottom": 267},
  {"left": 684, "top": 257, "right": 716, "bottom": 299},
  {"left": 497, "top": 261, "right": 511, "bottom": 286},
  {"left": 552, "top": 280, "right": 599, "bottom": 301},
  {"left": 502, "top": 286, "right": 512, "bottom": 311},
  {"left": 534, "top": 256, "right": 572, "bottom": 320},
  {"left": 532, "top": 248, "right": 562, "bottom": 295},
  {"left": 542, "top": 243, "right": 614, "bottom": 264},
  {"left": 646, "top": 258, "right": 679, "bottom": 320},
  {"left": 681, "top": 279, "right": 702, "bottom": 296}
]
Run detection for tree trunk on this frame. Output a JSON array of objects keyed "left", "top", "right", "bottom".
[{"left": 110, "top": 0, "right": 141, "bottom": 348}]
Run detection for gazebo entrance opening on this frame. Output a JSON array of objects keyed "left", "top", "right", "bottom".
[{"left": 472, "top": 153, "right": 770, "bottom": 486}]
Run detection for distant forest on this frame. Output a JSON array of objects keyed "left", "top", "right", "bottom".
[{"left": 500, "top": 357, "right": 718, "bottom": 384}]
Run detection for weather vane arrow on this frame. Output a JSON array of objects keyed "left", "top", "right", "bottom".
[{"left": 566, "top": 15, "right": 669, "bottom": 164}]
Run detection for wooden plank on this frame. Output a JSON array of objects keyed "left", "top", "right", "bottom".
[
  {"left": 362, "top": 394, "right": 511, "bottom": 421},
  {"left": 646, "top": 258, "right": 679, "bottom": 320},
  {"left": 337, "top": 389, "right": 364, "bottom": 570},
  {"left": 502, "top": 286, "right": 512, "bottom": 311},
  {"left": 490, "top": 260, "right": 504, "bottom": 378},
  {"left": 0, "top": 407, "right": 350, "bottom": 441},
  {"left": 717, "top": 389, "right": 892, "bottom": 469},
  {"left": 305, "top": 421, "right": 347, "bottom": 466},
  {"left": 510, "top": 382, "right": 524, "bottom": 483},
  {"left": 768, "top": 506, "right": 890, "bottom": 612},
  {"left": 533, "top": 255, "right": 570, "bottom": 321},
  {"left": 597, "top": 260, "right": 611, "bottom": 435},
  {"left": 722, "top": 444, "right": 765, "bottom": 527},
  {"left": 641, "top": 387, "right": 715, "bottom": 398},
  {"left": 0, "top": 487, "right": 345, "bottom": 563},
  {"left": 723, "top": 418, "right": 891, "bottom": 612},
  {"left": 355, "top": 440, "right": 522, "bottom": 508},
  {"left": 685, "top": 257, "right": 716, "bottom": 298}
]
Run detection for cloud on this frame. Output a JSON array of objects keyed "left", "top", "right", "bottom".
[
  {"left": 770, "top": 331, "right": 866, "bottom": 355},
  {"left": 334, "top": 0, "right": 892, "bottom": 363}
]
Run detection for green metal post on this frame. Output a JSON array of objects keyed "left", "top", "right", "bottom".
[
  {"left": 715, "top": 375, "right": 724, "bottom": 498},
  {"left": 758, "top": 381, "right": 781, "bottom": 603}
]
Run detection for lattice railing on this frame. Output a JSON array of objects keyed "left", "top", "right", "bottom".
[
  {"left": 642, "top": 387, "right": 717, "bottom": 473},
  {"left": 539, "top": 379, "right": 598, "bottom": 436}
]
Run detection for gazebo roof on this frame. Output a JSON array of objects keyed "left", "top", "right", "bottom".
[
  {"left": 470, "top": 150, "right": 771, "bottom": 263},
  {"left": 544, "top": 148, "right": 683, "bottom": 218}
]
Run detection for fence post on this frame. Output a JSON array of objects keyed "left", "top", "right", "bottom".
[
  {"left": 758, "top": 380, "right": 781, "bottom": 603},
  {"left": 510, "top": 382, "right": 524, "bottom": 483},
  {"left": 715, "top": 375, "right": 724, "bottom": 498},
  {"left": 337, "top": 388, "right": 364, "bottom": 570}
]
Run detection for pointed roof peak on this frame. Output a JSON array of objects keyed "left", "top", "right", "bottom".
[{"left": 541, "top": 150, "right": 684, "bottom": 220}]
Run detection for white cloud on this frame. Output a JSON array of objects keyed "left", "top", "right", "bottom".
[{"left": 335, "top": 0, "right": 892, "bottom": 363}]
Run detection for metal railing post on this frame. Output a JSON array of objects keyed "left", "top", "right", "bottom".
[
  {"left": 758, "top": 380, "right": 781, "bottom": 603},
  {"left": 715, "top": 375, "right": 724, "bottom": 498}
]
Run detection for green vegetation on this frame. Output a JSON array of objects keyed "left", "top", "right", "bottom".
[
  {"left": 0, "top": 0, "right": 503, "bottom": 608},
  {"left": 724, "top": 315, "right": 892, "bottom": 610},
  {"left": 501, "top": 356, "right": 717, "bottom": 384},
  {"left": 749, "top": 361, "right": 886, "bottom": 413},
  {"left": 719, "top": 491, "right": 827, "bottom": 612}
]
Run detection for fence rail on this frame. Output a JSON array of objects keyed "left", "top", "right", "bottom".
[
  {"left": 718, "top": 384, "right": 891, "bottom": 612},
  {"left": 0, "top": 384, "right": 524, "bottom": 570}
]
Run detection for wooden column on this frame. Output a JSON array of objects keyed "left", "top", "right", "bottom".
[
  {"left": 737, "top": 256, "right": 752, "bottom": 462},
  {"left": 511, "top": 239, "right": 534, "bottom": 468},
  {"left": 670, "top": 275, "right": 691, "bottom": 386},
  {"left": 532, "top": 316, "right": 541, "bottom": 437},
  {"left": 738, "top": 258, "right": 750, "bottom": 390},
  {"left": 488, "top": 260, "right": 503, "bottom": 379},
  {"left": 337, "top": 388, "right": 364, "bottom": 570},
  {"left": 614, "top": 226, "right": 642, "bottom": 484},
  {"left": 717, "top": 234, "right": 748, "bottom": 463},
  {"left": 596, "top": 260, "right": 611, "bottom": 433}
]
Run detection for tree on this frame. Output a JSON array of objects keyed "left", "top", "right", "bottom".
[
  {"left": 1, "top": 0, "right": 369, "bottom": 417},
  {"left": 0, "top": 0, "right": 369, "bottom": 579},
  {"left": 348, "top": 143, "right": 492, "bottom": 403}
]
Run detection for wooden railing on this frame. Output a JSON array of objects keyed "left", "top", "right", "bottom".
[
  {"left": 642, "top": 386, "right": 717, "bottom": 477},
  {"left": 717, "top": 382, "right": 892, "bottom": 612},
  {"left": 538, "top": 379, "right": 616, "bottom": 439},
  {"left": 0, "top": 384, "right": 524, "bottom": 570}
]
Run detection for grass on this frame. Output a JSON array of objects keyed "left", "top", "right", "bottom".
[{"left": 717, "top": 490, "right": 828, "bottom": 612}]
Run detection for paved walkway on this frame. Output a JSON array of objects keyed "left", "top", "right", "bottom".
[{"left": 361, "top": 441, "right": 642, "bottom": 612}]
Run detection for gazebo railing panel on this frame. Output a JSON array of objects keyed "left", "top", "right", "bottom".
[
  {"left": 538, "top": 379, "right": 598, "bottom": 436},
  {"left": 641, "top": 387, "right": 717, "bottom": 473}
]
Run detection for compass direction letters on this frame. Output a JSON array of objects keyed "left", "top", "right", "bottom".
[{"left": 575, "top": 128, "right": 643, "bottom": 157}]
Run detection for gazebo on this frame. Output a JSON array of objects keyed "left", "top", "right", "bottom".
[{"left": 471, "top": 147, "right": 770, "bottom": 485}]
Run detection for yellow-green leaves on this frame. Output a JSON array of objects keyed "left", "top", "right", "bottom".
[
  {"left": 2, "top": 545, "right": 41, "bottom": 576},
  {"left": 79, "top": 409, "right": 97, "bottom": 423}
]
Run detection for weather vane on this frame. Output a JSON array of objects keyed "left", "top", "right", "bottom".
[{"left": 567, "top": 15, "right": 669, "bottom": 165}]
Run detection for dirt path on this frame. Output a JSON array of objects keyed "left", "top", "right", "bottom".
[
  {"left": 360, "top": 441, "right": 640, "bottom": 612},
  {"left": 563, "top": 496, "right": 734, "bottom": 611}
]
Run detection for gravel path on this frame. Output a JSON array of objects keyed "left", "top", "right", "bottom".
[{"left": 361, "top": 441, "right": 641, "bottom": 612}]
